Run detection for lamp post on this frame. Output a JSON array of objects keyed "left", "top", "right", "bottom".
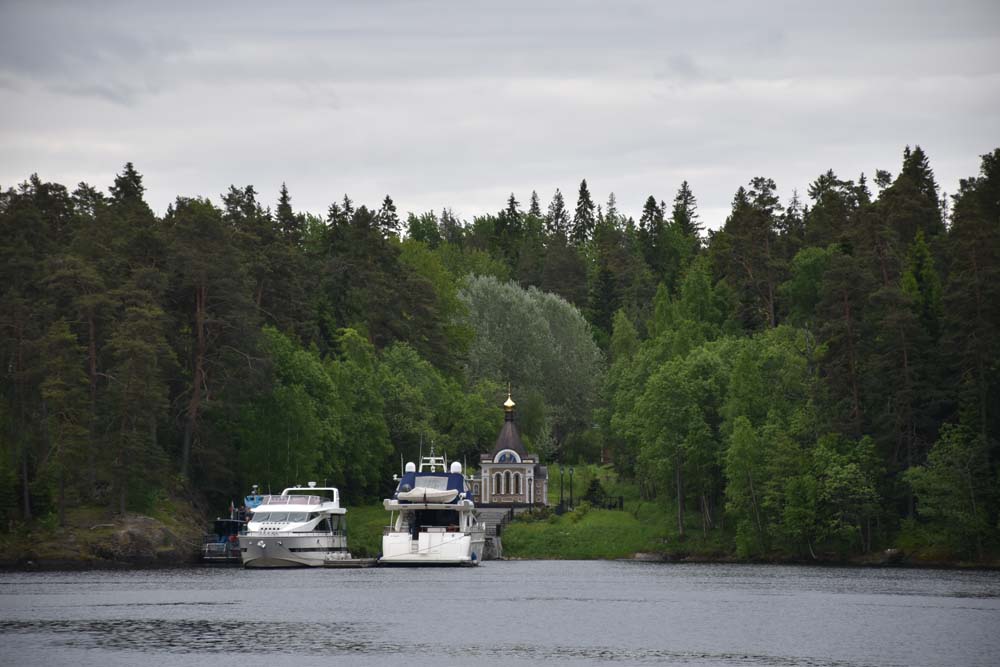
[
  {"left": 569, "top": 467, "right": 575, "bottom": 509},
  {"left": 559, "top": 466, "right": 565, "bottom": 510}
]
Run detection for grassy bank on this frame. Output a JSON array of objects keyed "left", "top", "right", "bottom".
[
  {"left": 503, "top": 464, "right": 1000, "bottom": 566},
  {"left": 504, "top": 464, "right": 729, "bottom": 560},
  {"left": 347, "top": 504, "right": 389, "bottom": 557}
]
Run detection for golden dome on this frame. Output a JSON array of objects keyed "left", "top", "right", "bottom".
[{"left": 504, "top": 387, "right": 516, "bottom": 411}]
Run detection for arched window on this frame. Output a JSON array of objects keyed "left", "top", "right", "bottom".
[
  {"left": 494, "top": 449, "right": 522, "bottom": 464},
  {"left": 504, "top": 471, "right": 512, "bottom": 496},
  {"left": 494, "top": 473, "right": 503, "bottom": 495},
  {"left": 513, "top": 473, "right": 521, "bottom": 495}
]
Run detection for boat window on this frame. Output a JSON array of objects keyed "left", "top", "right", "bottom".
[
  {"left": 251, "top": 512, "right": 270, "bottom": 522},
  {"left": 414, "top": 509, "right": 460, "bottom": 527},
  {"left": 287, "top": 512, "right": 309, "bottom": 522},
  {"left": 268, "top": 512, "right": 289, "bottom": 522},
  {"left": 413, "top": 475, "right": 449, "bottom": 490}
]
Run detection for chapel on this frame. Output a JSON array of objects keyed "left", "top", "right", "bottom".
[{"left": 471, "top": 392, "right": 548, "bottom": 506}]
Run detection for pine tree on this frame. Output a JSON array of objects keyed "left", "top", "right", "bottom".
[
  {"left": 505, "top": 193, "right": 520, "bottom": 219},
  {"left": 671, "top": 181, "right": 702, "bottom": 239},
  {"left": 714, "top": 180, "right": 783, "bottom": 329},
  {"left": 605, "top": 192, "right": 620, "bottom": 227},
  {"left": 943, "top": 149, "right": 1000, "bottom": 443},
  {"left": 878, "top": 146, "right": 945, "bottom": 246},
  {"left": 167, "top": 197, "right": 259, "bottom": 480},
  {"left": 42, "top": 254, "right": 111, "bottom": 493},
  {"left": 571, "top": 179, "right": 595, "bottom": 245},
  {"left": 804, "top": 170, "right": 857, "bottom": 247},
  {"left": 545, "top": 189, "right": 569, "bottom": 240},
  {"left": 639, "top": 195, "right": 663, "bottom": 235},
  {"left": 104, "top": 270, "right": 173, "bottom": 514},
  {"left": 815, "top": 250, "right": 870, "bottom": 436},
  {"left": 40, "top": 319, "right": 90, "bottom": 524},
  {"left": 528, "top": 191, "right": 542, "bottom": 218},
  {"left": 109, "top": 162, "right": 149, "bottom": 213},
  {"left": 638, "top": 195, "right": 665, "bottom": 281},
  {"left": 378, "top": 195, "right": 401, "bottom": 236}
]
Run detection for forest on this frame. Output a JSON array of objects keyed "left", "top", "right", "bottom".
[{"left": 2, "top": 145, "right": 998, "bottom": 561}]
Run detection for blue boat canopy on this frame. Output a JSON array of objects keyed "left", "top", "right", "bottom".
[{"left": 394, "top": 472, "right": 465, "bottom": 503}]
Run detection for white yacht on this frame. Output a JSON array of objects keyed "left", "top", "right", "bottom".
[
  {"left": 239, "top": 482, "right": 350, "bottom": 568},
  {"left": 380, "top": 453, "right": 485, "bottom": 566}
]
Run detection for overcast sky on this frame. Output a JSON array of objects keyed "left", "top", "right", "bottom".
[{"left": 2, "top": 1, "right": 998, "bottom": 229}]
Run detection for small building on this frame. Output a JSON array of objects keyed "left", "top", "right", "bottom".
[{"left": 471, "top": 393, "right": 548, "bottom": 506}]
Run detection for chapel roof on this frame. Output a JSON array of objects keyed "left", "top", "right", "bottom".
[{"left": 487, "top": 390, "right": 528, "bottom": 459}]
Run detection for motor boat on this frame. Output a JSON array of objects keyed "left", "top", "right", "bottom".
[
  {"left": 201, "top": 517, "right": 244, "bottom": 563},
  {"left": 239, "top": 482, "right": 350, "bottom": 567},
  {"left": 379, "top": 452, "right": 485, "bottom": 566}
]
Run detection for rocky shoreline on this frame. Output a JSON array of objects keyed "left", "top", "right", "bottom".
[{"left": 0, "top": 512, "right": 204, "bottom": 571}]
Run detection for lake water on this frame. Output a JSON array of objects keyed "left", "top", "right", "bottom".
[{"left": 1, "top": 561, "right": 998, "bottom": 666}]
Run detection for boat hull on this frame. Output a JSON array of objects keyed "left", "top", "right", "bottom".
[
  {"left": 379, "top": 529, "right": 485, "bottom": 566},
  {"left": 239, "top": 533, "right": 349, "bottom": 568}
]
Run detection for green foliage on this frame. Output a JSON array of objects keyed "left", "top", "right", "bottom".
[
  {"left": 504, "top": 506, "right": 666, "bottom": 559},
  {"left": 3, "top": 148, "right": 999, "bottom": 565},
  {"left": 236, "top": 327, "right": 342, "bottom": 493},
  {"left": 905, "top": 424, "right": 991, "bottom": 558},
  {"left": 460, "top": 275, "right": 603, "bottom": 456},
  {"left": 781, "top": 246, "right": 834, "bottom": 326}
]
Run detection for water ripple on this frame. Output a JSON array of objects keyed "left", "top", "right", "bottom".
[{"left": 0, "top": 619, "right": 887, "bottom": 665}]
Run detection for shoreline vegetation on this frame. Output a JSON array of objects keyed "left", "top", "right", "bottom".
[
  {"left": 3, "top": 466, "right": 996, "bottom": 571},
  {"left": 3, "top": 147, "right": 1000, "bottom": 571}
]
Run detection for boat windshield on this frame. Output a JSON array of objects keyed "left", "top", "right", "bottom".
[
  {"left": 251, "top": 511, "right": 314, "bottom": 523},
  {"left": 412, "top": 475, "right": 449, "bottom": 490}
]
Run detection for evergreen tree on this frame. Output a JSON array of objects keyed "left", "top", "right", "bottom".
[
  {"left": 166, "top": 197, "right": 259, "bottom": 480},
  {"left": 276, "top": 183, "right": 305, "bottom": 244},
  {"left": 943, "top": 149, "right": 1000, "bottom": 444},
  {"left": 377, "top": 195, "right": 401, "bottom": 236},
  {"left": 103, "top": 269, "right": 174, "bottom": 514},
  {"left": 671, "top": 181, "right": 702, "bottom": 240},
  {"left": 713, "top": 180, "right": 783, "bottom": 329},
  {"left": 40, "top": 319, "right": 90, "bottom": 524},
  {"left": 571, "top": 179, "right": 596, "bottom": 245},
  {"left": 545, "top": 189, "right": 569, "bottom": 240},
  {"left": 528, "top": 190, "right": 542, "bottom": 218},
  {"left": 877, "top": 146, "right": 945, "bottom": 246}
]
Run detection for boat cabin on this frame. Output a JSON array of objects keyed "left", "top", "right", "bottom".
[{"left": 247, "top": 484, "right": 346, "bottom": 534}]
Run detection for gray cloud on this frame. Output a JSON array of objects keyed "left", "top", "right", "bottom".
[{"left": 1, "top": 0, "right": 998, "bottom": 228}]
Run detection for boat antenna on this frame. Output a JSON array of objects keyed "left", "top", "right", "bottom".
[{"left": 400, "top": 452, "right": 404, "bottom": 477}]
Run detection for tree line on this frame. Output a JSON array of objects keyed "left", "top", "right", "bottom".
[{"left": 2, "top": 146, "right": 998, "bottom": 560}]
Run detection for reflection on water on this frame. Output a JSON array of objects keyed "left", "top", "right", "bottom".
[{"left": 1, "top": 562, "right": 998, "bottom": 667}]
